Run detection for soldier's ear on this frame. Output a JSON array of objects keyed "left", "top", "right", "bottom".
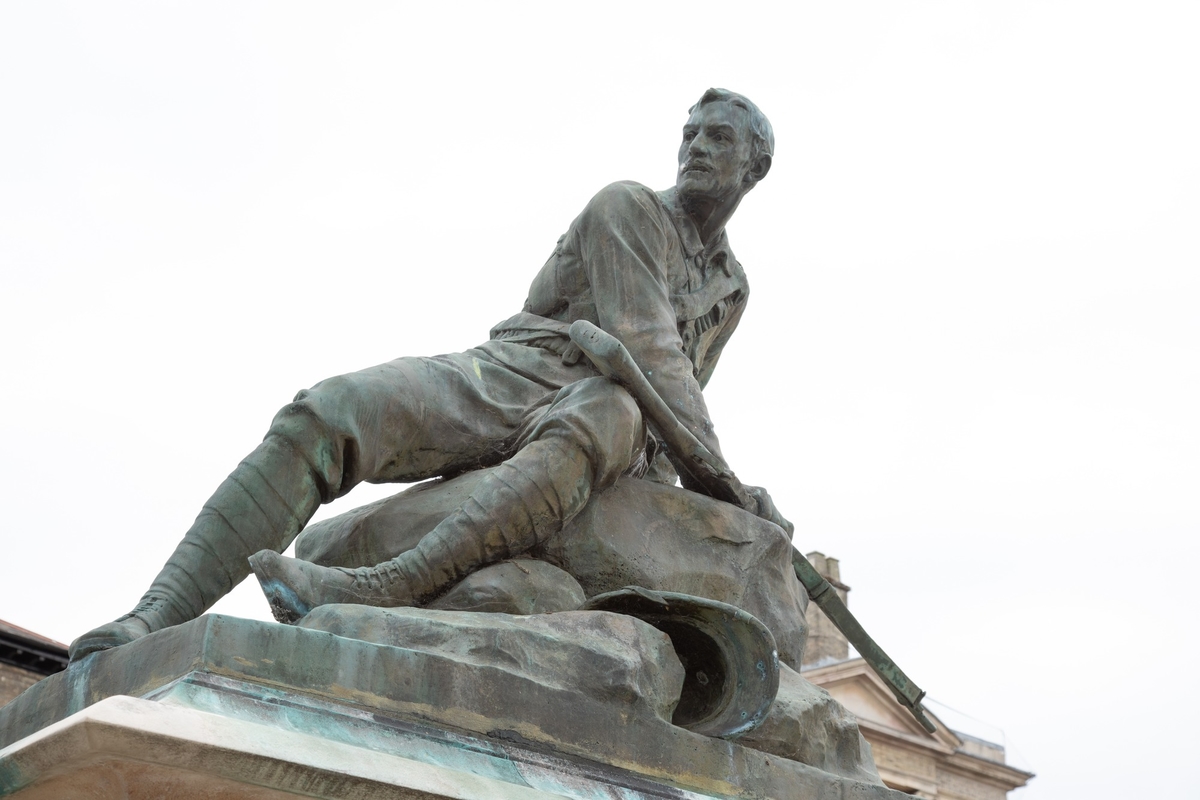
[{"left": 744, "top": 153, "right": 771, "bottom": 187}]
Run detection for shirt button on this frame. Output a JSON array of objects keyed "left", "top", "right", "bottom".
[{"left": 693, "top": 254, "right": 705, "bottom": 268}]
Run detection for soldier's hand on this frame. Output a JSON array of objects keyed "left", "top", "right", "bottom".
[
  {"left": 744, "top": 485, "right": 794, "bottom": 535},
  {"left": 561, "top": 342, "right": 583, "bottom": 366}
]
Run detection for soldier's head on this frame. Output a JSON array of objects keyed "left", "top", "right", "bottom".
[{"left": 677, "top": 89, "right": 773, "bottom": 204}]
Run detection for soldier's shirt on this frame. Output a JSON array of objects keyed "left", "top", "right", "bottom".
[{"left": 490, "top": 181, "right": 750, "bottom": 463}]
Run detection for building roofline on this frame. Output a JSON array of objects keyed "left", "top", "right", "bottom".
[{"left": 0, "top": 619, "right": 69, "bottom": 676}]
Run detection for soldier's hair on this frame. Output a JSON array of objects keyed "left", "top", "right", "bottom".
[{"left": 690, "top": 88, "right": 775, "bottom": 161}]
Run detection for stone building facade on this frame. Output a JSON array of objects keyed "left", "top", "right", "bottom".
[
  {"left": 801, "top": 553, "right": 1033, "bottom": 799},
  {"left": 0, "top": 619, "right": 68, "bottom": 708}
]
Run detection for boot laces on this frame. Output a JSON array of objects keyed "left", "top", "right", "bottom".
[
  {"left": 348, "top": 560, "right": 407, "bottom": 594},
  {"left": 119, "top": 595, "right": 168, "bottom": 623}
]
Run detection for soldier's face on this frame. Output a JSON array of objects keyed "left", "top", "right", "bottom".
[{"left": 676, "top": 102, "right": 756, "bottom": 203}]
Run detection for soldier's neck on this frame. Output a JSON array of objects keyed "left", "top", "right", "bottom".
[{"left": 677, "top": 189, "right": 744, "bottom": 247}]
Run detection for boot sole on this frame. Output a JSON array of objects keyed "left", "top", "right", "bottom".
[
  {"left": 248, "top": 551, "right": 312, "bottom": 625},
  {"left": 68, "top": 617, "right": 154, "bottom": 662}
]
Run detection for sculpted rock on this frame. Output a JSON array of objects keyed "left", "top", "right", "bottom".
[
  {"left": 294, "top": 473, "right": 882, "bottom": 782},
  {"left": 298, "top": 604, "right": 686, "bottom": 726},
  {"left": 546, "top": 477, "right": 809, "bottom": 669},
  {"left": 427, "top": 559, "right": 586, "bottom": 614},
  {"left": 296, "top": 474, "right": 478, "bottom": 572},
  {"left": 737, "top": 664, "right": 882, "bottom": 784}
]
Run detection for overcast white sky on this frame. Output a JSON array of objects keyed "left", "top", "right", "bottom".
[{"left": 1, "top": 2, "right": 1197, "bottom": 796}]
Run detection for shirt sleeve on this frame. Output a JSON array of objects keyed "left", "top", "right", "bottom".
[{"left": 571, "top": 182, "right": 727, "bottom": 470}]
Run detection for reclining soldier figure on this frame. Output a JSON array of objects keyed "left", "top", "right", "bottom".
[{"left": 70, "top": 88, "right": 790, "bottom": 663}]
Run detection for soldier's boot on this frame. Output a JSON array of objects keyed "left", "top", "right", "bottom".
[
  {"left": 68, "top": 437, "right": 321, "bottom": 661},
  {"left": 248, "top": 437, "right": 593, "bottom": 623}
]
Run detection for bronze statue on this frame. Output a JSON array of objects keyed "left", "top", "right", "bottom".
[{"left": 69, "top": 88, "right": 786, "bottom": 661}]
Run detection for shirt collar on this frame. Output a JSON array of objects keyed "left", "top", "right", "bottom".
[{"left": 659, "top": 188, "right": 734, "bottom": 275}]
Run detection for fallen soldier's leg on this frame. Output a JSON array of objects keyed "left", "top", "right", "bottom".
[{"left": 249, "top": 377, "right": 646, "bottom": 621}]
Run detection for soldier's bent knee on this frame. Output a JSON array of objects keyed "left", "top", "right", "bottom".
[
  {"left": 531, "top": 377, "right": 646, "bottom": 488},
  {"left": 266, "top": 394, "right": 347, "bottom": 492}
]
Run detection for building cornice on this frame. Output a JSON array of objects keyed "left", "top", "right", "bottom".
[
  {"left": 803, "top": 657, "right": 1032, "bottom": 792},
  {"left": 0, "top": 620, "right": 68, "bottom": 676}
]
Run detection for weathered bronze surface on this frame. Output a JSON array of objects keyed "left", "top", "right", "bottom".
[
  {"left": 68, "top": 88, "right": 781, "bottom": 663},
  {"left": 32, "top": 89, "right": 928, "bottom": 791}
]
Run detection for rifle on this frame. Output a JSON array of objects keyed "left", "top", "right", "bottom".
[{"left": 569, "top": 320, "right": 937, "bottom": 734}]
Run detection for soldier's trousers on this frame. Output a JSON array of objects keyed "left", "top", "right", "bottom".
[
  {"left": 143, "top": 339, "right": 647, "bottom": 624},
  {"left": 271, "top": 339, "right": 647, "bottom": 501}
]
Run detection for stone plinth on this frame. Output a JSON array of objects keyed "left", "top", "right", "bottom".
[
  {"left": 1, "top": 694, "right": 565, "bottom": 800},
  {"left": 0, "top": 614, "right": 912, "bottom": 799}
]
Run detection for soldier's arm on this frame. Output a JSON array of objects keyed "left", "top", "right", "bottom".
[{"left": 573, "top": 182, "right": 727, "bottom": 472}]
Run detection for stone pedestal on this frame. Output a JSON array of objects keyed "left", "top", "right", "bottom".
[
  {"left": 0, "top": 614, "right": 912, "bottom": 799},
  {"left": 1, "top": 694, "right": 566, "bottom": 800}
]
